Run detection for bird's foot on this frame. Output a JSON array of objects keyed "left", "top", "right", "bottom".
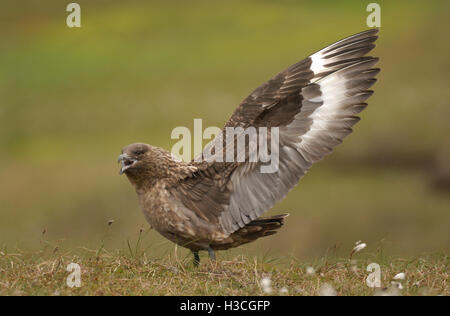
[
  {"left": 208, "top": 247, "right": 216, "bottom": 261},
  {"left": 192, "top": 251, "right": 200, "bottom": 267}
]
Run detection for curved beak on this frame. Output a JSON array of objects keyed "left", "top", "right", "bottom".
[{"left": 118, "top": 153, "right": 137, "bottom": 175}]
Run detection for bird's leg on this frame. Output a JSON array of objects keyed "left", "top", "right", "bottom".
[
  {"left": 207, "top": 247, "right": 216, "bottom": 261},
  {"left": 192, "top": 251, "right": 200, "bottom": 267}
]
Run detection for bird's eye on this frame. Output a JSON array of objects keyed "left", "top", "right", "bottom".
[{"left": 134, "top": 150, "right": 145, "bottom": 156}]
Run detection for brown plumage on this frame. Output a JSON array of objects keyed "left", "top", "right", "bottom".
[{"left": 118, "top": 29, "right": 380, "bottom": 266}]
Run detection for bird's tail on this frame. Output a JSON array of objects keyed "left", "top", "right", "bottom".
[{"left": 211, "top": 214, "right": 288, "bottom": 250}]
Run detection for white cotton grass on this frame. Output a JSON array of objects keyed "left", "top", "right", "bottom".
[
  {"left": 260, "top": 277, "right": 271, "bottom": 288},
  {"left": 319, "top": 283, "right": 337, "bottom": 296},
  {"left": 260, "top": 277, "right": 290, "bottom": 295},
  {"left": 390, "top": 272, "right": 406, "bottom": 291},
  {"left": 260, "top": 277, "right": 273, "bottom": 294},
  {"left": 279, "top": 287, "right": 288, "bottom": 295},
  {"left": 306, "top": 266, "right": 315, "bottom": 276},
  {"left": 353, "top": 241, "right": 367, "bottom": 252},
  {"left": 350, "top": 240, "right": 367, "bottom": 258}
]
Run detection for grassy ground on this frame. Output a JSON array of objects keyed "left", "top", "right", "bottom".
[{"left": 0, "top": 241, "right": 447, "bottom": 296}]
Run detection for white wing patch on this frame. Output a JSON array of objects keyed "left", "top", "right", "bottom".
[
  {"left": 309, "top": 29, "right": 378, "bottom": 82},
  {"left": 310, "top": 52, "right": 327, "bottom": 77},
  {"left": 292, "top": 59, "right": 378, "bottom": 163}
]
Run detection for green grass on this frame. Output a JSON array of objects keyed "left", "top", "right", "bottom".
[{"left": 0, "top": 243, "right": 447, "bottom": 296}]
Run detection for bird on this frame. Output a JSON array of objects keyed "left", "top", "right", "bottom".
[{"left": 118, "top": 29, "right": 380, "bottom": 266}]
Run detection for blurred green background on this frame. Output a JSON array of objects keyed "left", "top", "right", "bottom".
[{"left": 1, "top": 0, "right": 449, "bottom": 259}]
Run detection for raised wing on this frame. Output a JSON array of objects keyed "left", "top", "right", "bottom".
[{"left": 169, "top": 29, "right": 380, "bottom": 235}]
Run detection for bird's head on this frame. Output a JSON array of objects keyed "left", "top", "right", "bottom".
[
  {"left": 118, "top": 143, "right": 186, "bottom": 189},
  {"left": 118, "top": 143, "right": 153, "bottom": 176}
]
